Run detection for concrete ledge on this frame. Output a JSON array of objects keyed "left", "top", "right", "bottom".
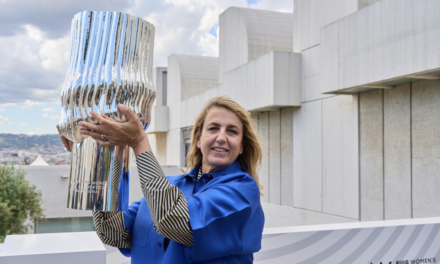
[
  {"left": 22, "top": 165, "right": 92, "bottom": 219},
  {"left": 262, "top": 202, "right": 357, "bottom": 228},
  {"left": 170, "top": 51, "right": 301, "bottom": 129},
  {"left": 0, "top": 232, "right": 105, "bottom": 264},
  {"left": 146, "top": 105, "right": 169, "bottom": 133},
  {"left": 219, "top": 7, "right": 293, "bottom": 83},
  {"left": 321, "top": 0, "right": 440, "bottom": 94},
  {"left": 221, "top": 51, "right": 301, "bottom": 111},
  {"left": 167, "top": 54, "right": 218, "bottom": 103}
]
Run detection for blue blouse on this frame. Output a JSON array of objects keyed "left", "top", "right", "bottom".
[{"left": 120, "top": 161, "right": 264, "bottom": 263}]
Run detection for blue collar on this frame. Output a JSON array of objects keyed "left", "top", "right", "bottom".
[{"left": 175, "top": 160, "right": 243, "bottom": 181}]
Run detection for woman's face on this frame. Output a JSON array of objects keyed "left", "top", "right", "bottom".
[{"left": 197, "top": 106, "right": 244, "bottom": 174}]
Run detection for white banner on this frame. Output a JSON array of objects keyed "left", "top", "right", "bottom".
[{"left": 255, "top": 217, "right": 440, "bottom": 264}]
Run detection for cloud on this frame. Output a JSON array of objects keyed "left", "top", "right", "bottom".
[
  {"left": 0, "top": 115, "right": 12, "bottom": 124},
  {"left": 0, "top": 0, "right": 133, "bottom": 38},
  {"left": 0, "top": 27, "right": 66, "bottom": 105},
  {"left": 0, "top": 108, "right": 5, "bottom": 111},
  {"left": 0, "top": 0, "right": 293, "bottom": 106},
  {"left": 20, "top": 122, "right": 27, "bottom": 126},
  {"left": 36, "top": 127, "right": 41, "bottom": 130},
  {"left": 42, "top": 108, "right": 55, "bottom": 111},
  {"left": 42, "top": 113, "right": 58, "bottom": 119},
  {"left": 0, "top": 100, "right": 45, "bottom": 107},
  {"left": 29, "top": 132, "right": 35, "bottom": 135}
]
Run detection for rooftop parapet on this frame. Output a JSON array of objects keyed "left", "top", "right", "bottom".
[
  {"left": 293, "top": 0, "right": 381, "bottom": 53},
  {"left": 321, "top": 0, "right": 440, "bottom": 94},
  {"left": 219, "top": 7, "right": 293, "bottom": 84},
  {"left": 148, "top": 67, "right": 169, "bottom": 133},
  {"left": 175, "top": 51, "right": 301, "bottom": 129},
  {"left": 167, "top": 54, "right": 219, "bottom": 103}
]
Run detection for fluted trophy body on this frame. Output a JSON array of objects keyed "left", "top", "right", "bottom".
[{"left": 59, "top": 11, "right": 155, "bottom": 211}]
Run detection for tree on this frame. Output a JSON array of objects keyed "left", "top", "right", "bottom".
[{"left": 0, "top": 164, "right": 45, "bottom": 243}]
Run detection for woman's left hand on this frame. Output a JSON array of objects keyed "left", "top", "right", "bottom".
[{"left": 79, "top": 104, "right": 151, "bottom": 155}]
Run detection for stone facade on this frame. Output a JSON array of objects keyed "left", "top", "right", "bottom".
[
  {"left": 23, "top": 0, "right": 440, "bottom": 230},
  {"left": 147, "top": 0, "right": 440, "bottom": 228}
]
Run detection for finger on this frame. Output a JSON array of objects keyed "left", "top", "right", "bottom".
[
  {"left": 90, "top": 111, "right": 108, "bottom": 125},
  {"left": 81, "top": 130, "right": 103, "bottom": 141},
  {"left": 60, "top": 135, "right": 72, "bottom": 152},
  {"left": 60, "top": 134, "right": 69, "bottom": 146},
  {"left": 118, "top": 104, "right": 138, "bottom": 121},
  {"left": 81, "top": 129, "right": 116, "bottom": 146},
  {"left": 101, "top": 114, "right": 113, "bottom": 120},
  {"left": 79, "top": 121, "right": 101, "bottom": 133},
  {"left": 100, "top": 113, "right": 125, "bottom": 123},
  {"left": 56, "top": 124, "right": 61, "bottom": 134}
]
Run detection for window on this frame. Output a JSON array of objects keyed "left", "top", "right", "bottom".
[
  {"left": 181, "top": 127, "right": 193, "bottom": 168},
  {"left": 35, "top": 217, "right": 94, "bottom": 234},
  {"left": 162, "top": 71, "right": 167, "bottom": 106}
]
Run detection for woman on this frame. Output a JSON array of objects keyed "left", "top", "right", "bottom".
[{"left": 59, "top": 96, "right": 265, "bottom": 263}]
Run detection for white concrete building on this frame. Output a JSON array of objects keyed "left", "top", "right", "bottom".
[
  {"left": 21, "top": 164, "right": 181, "bottom": 234},
  {"left": 11, "top": 0, "right": 440, "bottom": 237},
  {"left": 4, "top": 1, "right": 440, "bottom": 263},
  {"left": 147, "top": 0, "right": 440, "bottom": 228}
]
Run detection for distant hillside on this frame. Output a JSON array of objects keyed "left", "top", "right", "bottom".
[{"left": 0, "top": 134, "right": 63, "bottom": 149}]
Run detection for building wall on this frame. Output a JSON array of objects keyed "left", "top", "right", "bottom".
[
  {"left": 219, "top": 7, "right": 293, "bottom": 84},
  {"left": 358, "top": 0, "right": 381, "bottom": 9},
  {"left": 22, "top": 166, "right": 92, "bottom": 219},
  {"left": 321, "top": 0, "right": 440, "bottom": 94},
  {"left": 22, "top": 163, "right": 182, "bottom": 232},
  {"left": 153, "top": 67, "right": 167, "bottom": 107},
  {"left": 147, "top": 133, "right": 167, "bottom": 165},
  {"left": 167, "top": 54, "right": 219, "bottom": 101},
  {"left": 290, "top": 0, "right": 387, "bottom": 224},
  {"left": 149, "top": 1, "right": 440, "bottom": 229},
  {"left": 293, "top": 0, "right": 358, "bottom": 52},
  {"left": 253, "top": 109, "right": 294, "bottom": 205},
  {"left": 412, "top": 80, "right": 440, "bottom": 218},
  {"left": 360, "top": 79, "right": 440, "bottom": 221},
  {"left": 292, "top": 95, "right": 359, "bottom": 220}
]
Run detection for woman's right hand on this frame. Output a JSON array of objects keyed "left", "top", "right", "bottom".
[
  {"left": 56, "top": 124, "right": 74, "bottom": 152},
  {"left": 79, "top": 104, "right": 151, "bottom": 156}
]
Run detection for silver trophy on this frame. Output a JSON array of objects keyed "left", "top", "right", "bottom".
[{"left": 58, "top": 11, "right": 155, "bottom": 211}]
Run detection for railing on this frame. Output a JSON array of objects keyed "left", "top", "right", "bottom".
[{"left": 2, "top": 217, "right": 440, "bottom": 264}]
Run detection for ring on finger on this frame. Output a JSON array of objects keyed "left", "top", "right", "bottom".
[{"left": 101, "top": 134, "right": 107, "bottom": 141}]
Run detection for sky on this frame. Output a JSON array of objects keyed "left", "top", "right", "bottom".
[{"left": 0, "top": 0, "right": 293, "bottom": 135}]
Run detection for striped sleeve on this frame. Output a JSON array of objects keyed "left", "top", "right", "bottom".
[
  {"left": 92, "top": 158, "right": 132, "bottom": 248},
  {"left": 110, "top": 157, "right": 122, "bottom": 211},
  {"left": 92, "top": 211, "right": 132, "bottom": 248},
  {"left": 136, "top": 151, "right": 193, "bottom": 247}
]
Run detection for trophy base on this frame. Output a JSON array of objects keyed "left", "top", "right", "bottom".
[{"left": 66, "top": 137, "right": 119, "bottom": 211}]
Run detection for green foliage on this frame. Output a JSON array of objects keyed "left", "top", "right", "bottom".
[{"left": 0, "top": 165, "right": 45, "bottom": 243}]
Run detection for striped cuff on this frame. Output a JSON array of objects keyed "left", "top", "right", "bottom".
[
  {"left": 93, "top": 211, "right": 132, "bottom": 248},
  {"left": 110, "top": 158, "right": 122, "bottom": 212}
]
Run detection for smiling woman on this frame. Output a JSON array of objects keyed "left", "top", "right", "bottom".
[
  {"left": 187, "top": 96, "right": 264, "bottom": 192},
  {"left": 61, "top": 95, "right": 265, "bottom": 263}
]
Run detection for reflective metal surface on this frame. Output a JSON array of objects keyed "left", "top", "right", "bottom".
[{"left": 61, "top": 11, "right": 156, "bottom": 211}]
